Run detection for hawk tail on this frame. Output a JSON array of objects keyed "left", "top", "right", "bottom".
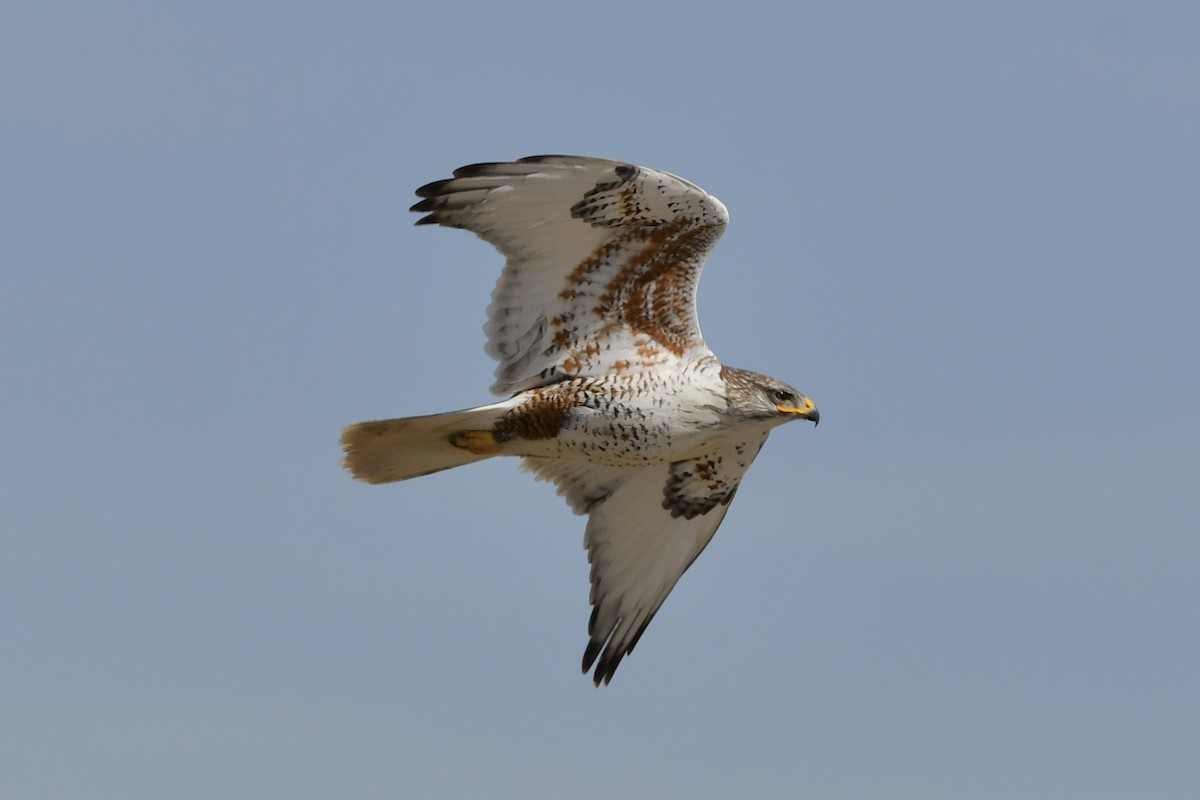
[{"left": 340, "top": 402, "right": 510, "bottom": 484}]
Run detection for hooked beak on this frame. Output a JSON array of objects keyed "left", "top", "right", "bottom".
[{"left": 775, "top": 396, "right": 819, "bottom": 425}]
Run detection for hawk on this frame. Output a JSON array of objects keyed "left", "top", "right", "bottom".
[{"left": 342, "top": 156, "right": 819, "bottom": 685}]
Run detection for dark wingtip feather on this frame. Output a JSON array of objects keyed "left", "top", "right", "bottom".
[
  {"left": 582, "top": 638, "right": 603, "bottom": 674},
  {"left": 583, "top": 620, "right": 619, "bottom": 687},
  {"left": 451, "top": 161, "right": 508, "bottom": 178},
  {"left": 414, "top": 178, "right": 453, "bottom": 198},
  {"left": 583, "top": 632, "right": 631, "bottom": 687},
  {"left": 410, "top": 195, "right": 444, "bottom": 226},
  {"left": 583, "top": 646, "right": 614, "bottom": 687},
  {"left": 518, "top": 154, "right": 576, "bottom": 164},
  {"left": 596, "top": 651, "right": 623, "bottom": 686}
]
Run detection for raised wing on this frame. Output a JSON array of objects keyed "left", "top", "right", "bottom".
[
  {"left": 411, "top": 156, "right": 729, "bottom": 396},
  {"left": 523, "top": 433, "right": 768, "bottom": 685}
]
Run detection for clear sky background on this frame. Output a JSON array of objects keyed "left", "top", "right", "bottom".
[{"left": 4, "top": 2, "right": 1198, "bottom": 798}]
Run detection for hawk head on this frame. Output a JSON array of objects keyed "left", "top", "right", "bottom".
[{"left": 721, "top": 366, "right": 819, "bottom": 427}]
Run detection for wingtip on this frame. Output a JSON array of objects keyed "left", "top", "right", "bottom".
[
  {"left": 451, "top": 161, "right": 507, "bottom": 178},
  {"left": 413, "top": 178, "right": 452, "bottom": 198},
  {"left": 582, "top": 636, "right": 626, "bottom": 686},
  {"left": 517, "top": 154, "right": 579, "bottom": 164}
]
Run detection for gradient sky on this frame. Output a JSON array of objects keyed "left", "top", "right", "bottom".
[{"left": 4, "top": 2, "right": 1198, "bottom": 798}]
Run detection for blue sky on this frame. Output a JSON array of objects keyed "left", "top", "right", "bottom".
[{"left": 3, "top": 2, "right": 1198, "bottom": 798}]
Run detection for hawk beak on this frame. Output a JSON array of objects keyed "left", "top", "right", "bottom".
[{"left": 775, "top": 397, "right": 819, "bottom": 425}]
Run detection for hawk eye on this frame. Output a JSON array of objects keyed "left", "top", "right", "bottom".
[{"left": 771, "top": 388, "right": 793, "bottom": 404}]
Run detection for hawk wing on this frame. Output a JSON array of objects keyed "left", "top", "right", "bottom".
[
  {"left": 411, "top": 155, "right": 729, "bottom": 396},
  {"left": 524, "top": 434, "right": 768, "bottom": 685}
]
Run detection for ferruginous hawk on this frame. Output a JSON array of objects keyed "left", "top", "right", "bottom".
[{"left": 341, "top": 156, "right": 819, "bottom": 685}]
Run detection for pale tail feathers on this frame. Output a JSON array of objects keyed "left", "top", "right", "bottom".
[{"left": 341, "top": 402, "right": 512, "bottom": 484}]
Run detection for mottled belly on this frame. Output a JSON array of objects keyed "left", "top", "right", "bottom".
[{"left": 492, "top": 373, "right": 723, "bottom": 466}]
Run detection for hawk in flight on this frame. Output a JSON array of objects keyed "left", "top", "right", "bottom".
[{"left": 342, "top": 156, "right": 819, "bottom": 685}]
